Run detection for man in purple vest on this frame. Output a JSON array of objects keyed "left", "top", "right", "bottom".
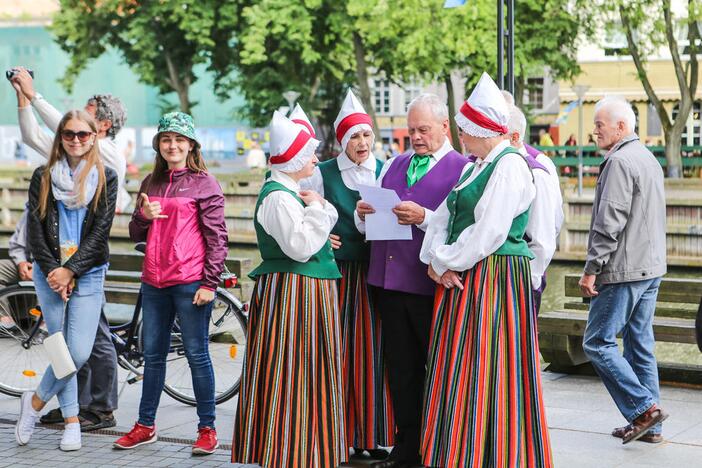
[{"left": 355, "top": 94, "right": 468, "bottom": 466}]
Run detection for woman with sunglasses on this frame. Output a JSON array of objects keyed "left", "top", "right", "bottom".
[
  {"left": 15, "top": 111, "right": 117, "bottom": 452},
  {"left": 114, "top": 112, "right": 228, "bottom": 456}
]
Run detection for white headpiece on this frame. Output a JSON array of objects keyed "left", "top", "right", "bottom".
[
  {"left": 455, "top": 72, "right": 510, "bottom": 138},
  {"left": 269, "top": 110, "right": 319, "bottom": 173},
  {"left": 288, "top": 104, "right": 316, "bottom": 138},
  {"left": 333, "top": 90, "right": 373, "bottom": 151}
]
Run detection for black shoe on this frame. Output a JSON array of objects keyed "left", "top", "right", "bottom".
[
  {"left": 39, "top": 408, "right": 64, "bottom": 425},
  {"left": 367, "top": 448, "right": 390, "bottom": 460},
  {"left": 79, "top": 409, "right": 116, "bottom": 432}
]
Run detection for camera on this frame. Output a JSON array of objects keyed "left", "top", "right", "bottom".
[{"left": 5, "top": 68, "right": 34, "bottom": 81}]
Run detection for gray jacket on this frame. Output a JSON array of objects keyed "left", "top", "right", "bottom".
[
  {"left": 9, "top": 206, "right": 31, "bottom": 265},
  {"left": 584, "top": 134, "right": 667, "bottom": 284}
]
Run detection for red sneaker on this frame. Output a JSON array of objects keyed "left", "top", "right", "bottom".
[
  {"left": 192, "top": 426, "right": 218, "bottom": 455},
  {"left": 113, "top": 422, "right": 157, "bottom": 450}
]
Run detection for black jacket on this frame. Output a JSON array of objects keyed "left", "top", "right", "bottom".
[{"left": 27, "top": 165, "right": 117, "bottom": 277}]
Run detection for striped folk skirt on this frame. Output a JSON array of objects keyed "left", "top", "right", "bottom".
[
  {"left": 337, "top": 260, "right": 395, "bottom": 449},
  {"left": 420, "top": 255, "right": 553, "bottom": 468},
  {"left": 232, "top": 272, "right": 347, "bottom": 468}
]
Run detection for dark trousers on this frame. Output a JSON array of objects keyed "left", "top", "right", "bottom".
[
  {"left": 139, "top": 282, "right": 215, "bottom": 428},
  {"left": 78, "top": 310, "right": 119, "bottom": 412},
  {"left": 374, "top": 287, "right": 433, "bottom": 464},
  {"left": 532, "top": 273, "right": 547, "bottom": 316}
]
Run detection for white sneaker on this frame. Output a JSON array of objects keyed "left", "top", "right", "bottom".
[
  {"left": 15, "top": 392, "right": 39, "bottom": 445},
  {"left": 60, "top": 422, "right": 82, "bottom": 451}
]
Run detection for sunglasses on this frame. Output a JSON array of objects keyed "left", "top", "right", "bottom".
[{"left": 61, "top": 130, "right": 95, "bottom": 142}]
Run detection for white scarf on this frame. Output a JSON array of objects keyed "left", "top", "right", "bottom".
[{"left": 50, "top": 158, "right": 99, "bottom": 209}]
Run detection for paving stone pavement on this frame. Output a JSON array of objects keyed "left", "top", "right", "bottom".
[
  {"left": 3, "top": 372, "right": 702, "bottom": 466},
  {"left": 0, "top": 423, "right": 251, "bottom": 467}
]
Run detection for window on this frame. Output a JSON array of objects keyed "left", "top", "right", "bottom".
[
  {"left": 525, "top": 78, "right": 544, "bottom": 109},
  {"left": 373, "top": 79, "right": 390, "bottom": 115},
  {"left": 603, "top": 22, "right": 630, "bottom": 56},
  {"left": 647, "top": 102, "right": 662, "bottom": 137},
  {"left": 404, "top": 83, "right": 422, "bottom": 111},
  {"left": 672, "top": 100, "right": 702, "bottom": 146}
]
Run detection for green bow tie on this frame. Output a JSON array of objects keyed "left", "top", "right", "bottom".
[{"left": 407, "top": 154, "right": 432, "bottom": 187}]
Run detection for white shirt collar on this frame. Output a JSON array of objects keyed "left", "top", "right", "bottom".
[
  {"left": 478, "top": 140, "right": 511, "bottom": 166},
  {"left": 337, "top": 152, "right": 377, "bottom": 172},
  {"left": 270, "top": 169, "right": 300, "bottom": 192},
  {"left": 410, "top": 137, "right": 453, "bottom": 161}
]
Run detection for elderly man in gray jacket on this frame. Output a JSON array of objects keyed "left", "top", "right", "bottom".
[{"left": 579, "top": 96, "right": 668, "bottom": 445}]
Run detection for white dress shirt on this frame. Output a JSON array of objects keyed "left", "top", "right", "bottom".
[
  {"left": 257, "top": 169, "right": 339, "bottom": 263},
  {"left": 18, "top": 95, "right": 131, "bottom": 212},
  {"left": 354, "top": 137, "right": 455, "bottom": 233},
  {"left": 301, "top": 152, "right": 378, "bottom": 195},
  {"left": 519, "top": 146, "right": 564, "bottom": 289},
  {"left": 420, "top": 140, "right": 535, "bottom": 276}
]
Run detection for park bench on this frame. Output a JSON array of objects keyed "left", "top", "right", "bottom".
[{"left": 538, "top": 273, "right": 702, "bottom": 384}]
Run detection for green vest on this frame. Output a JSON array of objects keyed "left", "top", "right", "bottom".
[
  {"left": 318, "top": 158, "right": 383, "bottom": 261},
  {"left": 445, "top": 147, "right": 534, "bottom": 259},
  {"left": 249, "top": 181, "right": 341, "bottom": 280}
]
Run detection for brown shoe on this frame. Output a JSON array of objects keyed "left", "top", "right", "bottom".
[
  {"left": 612, "top": 424, "right": 663, "bottom": 443},
  {"left": 622, "top": 405, "right": 669, "bottom": 444}
]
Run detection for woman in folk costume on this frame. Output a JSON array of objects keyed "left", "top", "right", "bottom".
[
  {"left": 301, "top": 93, "right": 394, "bottom": 460},
  {"left": 232, "top": 111, "right": 346, "bottom": 468},
  {"left": 419, "top": 72, "right": 553, "bottom": 467}
]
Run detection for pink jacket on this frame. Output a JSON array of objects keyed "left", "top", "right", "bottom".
[{"left": 129, "top": 168, "right": 228, "bottom": 290}]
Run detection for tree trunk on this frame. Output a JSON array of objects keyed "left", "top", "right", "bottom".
[
  {"left": 664, "top": 125, "right": 684, "bottom": 178},
  {"left": 444, "top": 74, "right": 461, "bottom": 152},
  {"left": 164, "top": 52, "right": 191, "bottom": 113},
  {"left": 175, "top": 87, "right": 191, "bottom": 114},
  {"left": 352, "top": 32, "right": 380, "bottom": 133},
  {"left": 515, "top": 75, "right": 525, "bottom": 108}
]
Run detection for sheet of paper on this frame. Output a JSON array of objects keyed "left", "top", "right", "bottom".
[{"left": 357, "top": 184, "right": 413, "bottom": 241}]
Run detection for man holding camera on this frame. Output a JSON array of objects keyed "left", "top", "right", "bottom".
[{"left": 8, "top": 67, "right": 123, "bottom": 432}]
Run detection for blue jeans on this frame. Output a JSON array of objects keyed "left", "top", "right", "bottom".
[
  {"left": 582, "top": 277, "right": 662, "bottom": 433},
  {"left": 138, "top": 282, "right": 216, "bottom": 429},
  {"left": 34, "top": 263, "right": 105, "bottom": 418}
]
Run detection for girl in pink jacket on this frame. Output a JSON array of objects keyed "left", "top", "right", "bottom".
[{"left": 115, "top": 112, "right": 227, "bottom": 455}]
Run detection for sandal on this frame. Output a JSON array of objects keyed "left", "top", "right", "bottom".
[
  {"left": 612, "top": 424, "right": 663, "bottom": 443},
  {"left": 78, "top": 409, "right": 116, "bottom": 432},
  {"left": 39, "top": 408, "right": 64, "bottom": 425}
]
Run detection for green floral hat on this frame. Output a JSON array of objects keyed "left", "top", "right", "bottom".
[{"left": 152, "top": 111, "right": 200, "bottom": 151}]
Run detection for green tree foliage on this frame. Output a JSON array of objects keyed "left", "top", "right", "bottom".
[
  {"left": 51, "top": 0, "right": 236, "bottom": 113},
  {"left": 513, "top": 0, "right": 593, "bottom": 111},
  {"left": 225, "top": 1, "right": 355, "bottom": 153},
  {"left": 615, "top": 0, "right": 700, "bottom": 177}
]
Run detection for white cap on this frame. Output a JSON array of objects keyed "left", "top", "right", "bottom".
[
  {"left": 333, "top": 89, "right": 373, "bottom": 151},
  {"left": 269, "top": 110, "right": 319, "bottom": 173},
  {"left": 288, "top": 103, "right": 316, "bottom": 138},
  {"left": 455, "top": 72, "right": 510, "bottom": 138}
]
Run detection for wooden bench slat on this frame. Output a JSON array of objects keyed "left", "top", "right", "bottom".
[
  {"left": 564, "top": 274, "right": 702, "bottom": 304},
  {"left": 539, "top": 310, "right": 696, "bottom": 344}
]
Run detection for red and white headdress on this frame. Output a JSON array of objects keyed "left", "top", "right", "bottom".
[
  {"left": 269, "top": 110, "right": 319, "bottom": 173},
  {"left": 455, "top": 72, "right": 509, "bottom": 138},
  {"left": 288, "top": 104, "right": 316, "bottom": 138},
  {"left": 334, "top": 90, "right": 373, "bottom": 152}
]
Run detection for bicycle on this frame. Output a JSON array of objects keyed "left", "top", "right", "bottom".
[{"left": 0, "top": 246, "right": 248, "bottom": 406}]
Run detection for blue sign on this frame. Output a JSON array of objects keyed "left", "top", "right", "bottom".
[{"left": 444, "top": 0, "right": 467, "bottom": 7}]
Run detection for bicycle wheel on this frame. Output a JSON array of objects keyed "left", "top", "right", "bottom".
[
  {"left": 140, "top": 289, "right": 248, "bottom": 406},
  {"left": 0, "top": 284, "right": 51, "bottom": 397}
]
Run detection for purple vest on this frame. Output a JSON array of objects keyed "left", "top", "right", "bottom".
[
  {"left": 467, "top": 144, "right": 548, "bottom": 173},
  {"left": 368, "top": 150, "right": 469, "bottom": 296},
  {"left": 523, "top": 144, "right": 549, "bottom": 173}
]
